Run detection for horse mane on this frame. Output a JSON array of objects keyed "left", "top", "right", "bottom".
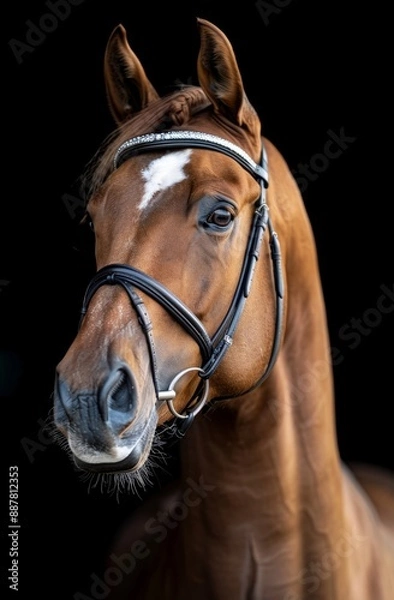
[{"left": 81, "top": 85, "right": 210, "bottom": 201}]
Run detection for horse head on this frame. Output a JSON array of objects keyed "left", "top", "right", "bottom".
[{"left": 54, "top": 19, "right": 284, "bottom": 480}]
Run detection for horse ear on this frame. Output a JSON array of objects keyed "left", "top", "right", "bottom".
[
  {"left": 104, "top": 24, "right": 159, "bottom": 125},
  {"left": 196, "top": 18, "right": 249, "bottom": 126}
]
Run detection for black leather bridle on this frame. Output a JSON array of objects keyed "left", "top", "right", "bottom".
[{"left": 80, "top": 130, "right": 284, "bottom": 437}]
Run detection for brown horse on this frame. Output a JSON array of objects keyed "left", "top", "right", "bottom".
[{"left": 53, "top": 18, "right": 394, "bottom": 600}]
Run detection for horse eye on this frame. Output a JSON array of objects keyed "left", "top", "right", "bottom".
[{"left": 206, "top": 207, "right": 234, "bottom": 229}]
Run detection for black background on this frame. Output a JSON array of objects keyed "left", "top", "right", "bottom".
[{"left": 2, "top": 1, "right": 393, "bottom": 599}]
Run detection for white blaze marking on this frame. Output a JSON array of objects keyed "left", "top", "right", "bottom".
[{"left": 139, "top": 149, "right": 192, "bottom": 210}]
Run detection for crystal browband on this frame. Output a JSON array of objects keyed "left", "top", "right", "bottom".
[{"left": 113, "top": 130, "right": 268, "bottom": 186}]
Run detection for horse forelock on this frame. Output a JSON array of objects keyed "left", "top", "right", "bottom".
[{"left": 81, "top": 86, "right": 210, "bottom": 201}]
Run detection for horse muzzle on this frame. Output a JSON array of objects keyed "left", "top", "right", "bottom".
[{"left": 53, "top": 363, "right": 157, "bottom": 473}]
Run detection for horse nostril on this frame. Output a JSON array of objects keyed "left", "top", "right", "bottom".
[
  {"left": 110, "top": 369, "right": 134, "bottom": 413},
  {"left": 99, "top": 366, "right": 137, "bottom": 426},
  {"left": 54, "top": 373, "right": 72, "bottom": 423}
]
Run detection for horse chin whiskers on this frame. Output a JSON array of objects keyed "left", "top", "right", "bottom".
[
  {"left": 43, "top": 407, "right": 73, "bottom": 454},
  {"left": 77, "top": 429, "right": 172, "bottom": 501}
]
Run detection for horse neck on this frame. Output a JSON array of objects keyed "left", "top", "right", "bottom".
[
  {"left": 180, "top": 266, "right": 344, "bottom": 522},
  {"left": 177, "top": 194, "right": 359, "bottom": 595}
]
